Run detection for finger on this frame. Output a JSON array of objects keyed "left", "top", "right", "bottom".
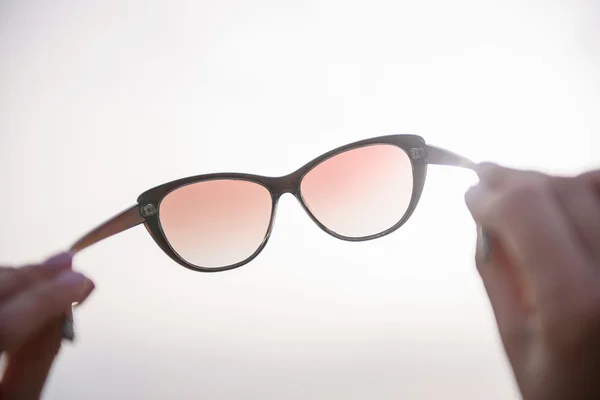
[
  {"left": 0, "top": 319, "right": 63, "bottom": 400},
  {"left": 0, "top": 270, "right": 95, "bottom": 353},
  {"left": 0, "top": 253, "right": 73, "bottom": 303},
  {"left": 475, "top": 224, "right": 530, "bottom": 325},
  {"left": 465, "top": 179, "right": 592, "bottom": 300},
  {"left": 474, "top": 225, "right": 530, "bottom": 360},
  {"left": 577, "top": 169, "right": 600, "bottom": 200},
  {"left": 579, "top": 169, "right": 600, "bottom": 181},
  {"left": 553, "top": 175, "right": 600, "bottom": 263},
  {"left": 475, "top": 162, "right": 547, "bottom": 189}
]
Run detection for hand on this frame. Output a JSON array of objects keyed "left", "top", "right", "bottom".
[
  {"left": 465, "top": 163, "right": 600, "bottom": 400},
  {"left": 0, "top": 252, "right": 94, "bottom": 400}
]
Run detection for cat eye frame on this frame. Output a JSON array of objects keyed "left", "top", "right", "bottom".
[{"left": 69, "top": 134, "right": 474, "bottom": 272}]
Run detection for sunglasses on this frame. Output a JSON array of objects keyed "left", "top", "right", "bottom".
[{"left": 70, "top": 134, "right": 474, "bottom": 272}]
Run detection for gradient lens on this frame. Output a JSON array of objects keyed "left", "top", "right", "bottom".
[
  {"left": 300, "top": 144, "right": 414, "bottom": 238},
  {"left": 158, "top": 179, "right": 272, "bottom": 268}
]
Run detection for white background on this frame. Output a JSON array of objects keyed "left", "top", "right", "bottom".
[{"left": 1, "top": 0, "right": 598, "bottom": 398}]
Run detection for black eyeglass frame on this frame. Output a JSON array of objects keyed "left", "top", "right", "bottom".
[{"left": 69, "top": 134, "right": 474, "bottom": 272}]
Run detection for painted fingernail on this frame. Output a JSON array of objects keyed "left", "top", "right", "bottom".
[
  {"left": 62, "top": 314, "right": 75, "bottom": 342},
  {"left": 62, "top": 278, "right": 96, "bottom": 342},
  {"left": 43, "top": 252, "right": 73, "bottom": 270},
  {"left": 477, "top": 225, "right": 492, "bottom": 261}
]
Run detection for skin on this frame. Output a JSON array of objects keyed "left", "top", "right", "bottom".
[
  {"left": 465, "top": 163, "right": 600, "bottom": 400},
  {"left": 0, "top": 252, "right": 94, "bottom": 400}
]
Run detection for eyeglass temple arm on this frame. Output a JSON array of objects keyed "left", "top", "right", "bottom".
[
  {"left": 425, "top": 145, "right": 476, "bottom": 170},
  {"left": 69, "top": 205, "right": 145, "bottom": 255}
]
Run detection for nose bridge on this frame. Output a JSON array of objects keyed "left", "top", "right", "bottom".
[{"left": 270, "top": 171, "right": 300, "bottom": 199}]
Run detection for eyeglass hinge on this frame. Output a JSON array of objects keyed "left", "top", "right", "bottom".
[
  {"left": 409, "top": 147, "right": 427, "bottom": 160},
  {"left": 140, "top": 203, "right": 157, "bottom": 218}
]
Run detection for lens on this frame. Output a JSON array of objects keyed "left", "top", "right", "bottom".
[
  {"left": 300, "top": 144, "right": 414, "bottom": 238},
  {"left": 158, "top": 179, "right": 272, "bottom": 269}
]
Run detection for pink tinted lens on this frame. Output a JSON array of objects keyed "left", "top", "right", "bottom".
[
  {"left": 158, "top": 179, "right": 272, "bottom": 268},
  {"left": 300, "top": 144, "right": 414, "bottom": 238}
]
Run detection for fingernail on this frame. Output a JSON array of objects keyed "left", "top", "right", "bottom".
[
  {"left": 476, "top": 225, "right": 492, "bottom": 261},
  {"left": 62, "top": 314, "right": 75, "bottom": 342},
  {"left": 62, "top": 279, "right": 96, "bottom": 342},
  {"left": 43, "top": 252, "right": 73, "bottom": 270}
]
